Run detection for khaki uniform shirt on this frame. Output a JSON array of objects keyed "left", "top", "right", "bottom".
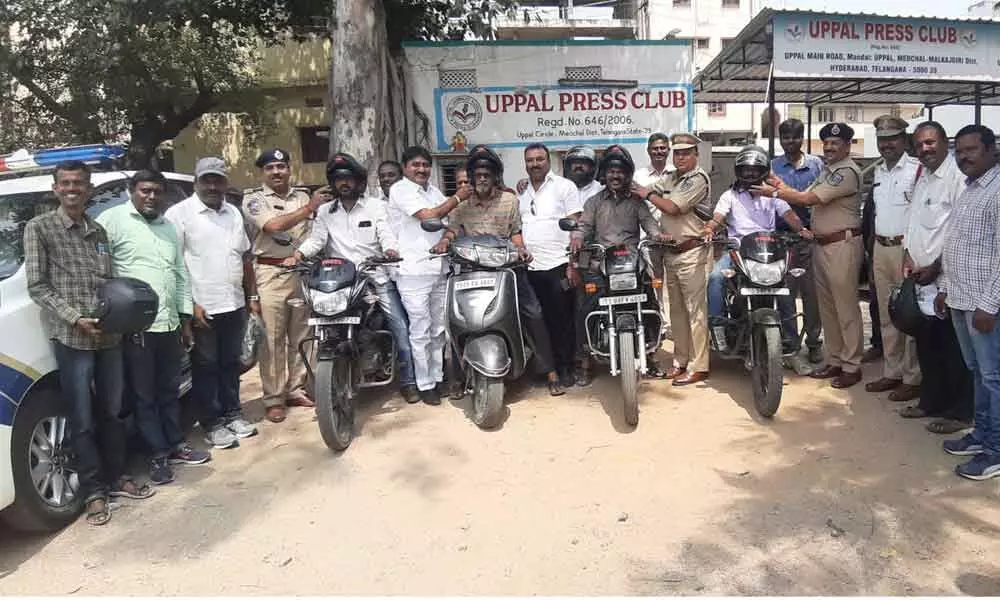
[
  {"left": 447, "top": 190, "right": 522, "bottom": 238},
  {"left": 242, "top": 185, "right": 313, "bottom": 258},
  {"left": 807, "top": 158, "right": 862, "bottom": 236},
  {"left": 653, "top": 166, "right": 710, "bottom": 239}
]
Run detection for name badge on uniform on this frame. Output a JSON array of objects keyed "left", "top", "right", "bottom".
[
  {"left": 358, "top": 220, "right": 373, "bottom": 228},
  {"left": 96, "top": 242, "right": 108, "bottom": 255}
]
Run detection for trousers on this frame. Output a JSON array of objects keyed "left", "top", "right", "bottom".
[
  {"left": 256, "top": 264, "right": 310, "bottom": 407},
  {"left": 396, "top": 274, "right": 447, "bottom": 391}
]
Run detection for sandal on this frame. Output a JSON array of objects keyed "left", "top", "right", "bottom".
[
  {"left": 926, "top": 418, "right": 972, "bottom": 435},
  {"left": 85, "top": 497, "right": 112, "bottom": 526},
  {"left": 110, "top": 476, "right": 156, "bottom": 500},
  {"left": 548, "top": 380, "right": 566, "bottom": 396},
  {"left": 575, "top": 365, "right": 594, "bottom": 387},
  {"left": 899, "top": 406, "right": 930, "bottom": 419}
]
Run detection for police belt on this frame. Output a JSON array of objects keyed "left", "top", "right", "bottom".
[
  {"left": 256, "top": 256, "right": 289, "bottom": 266},
  {"left": 816, "top": 228, "right": 862, "bottom": 246}
]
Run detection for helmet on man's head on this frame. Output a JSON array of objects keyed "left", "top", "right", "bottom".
[
  {"left": 597, "top": 144, "right": 635, "bottom": 179},
  {"left": 563, "top": 145, "right": 597, "bottom": 169},
  {"left": 326, "top": 152, "right": 367, "bottom": 185},
  {"left": 466, "top": 145, "right": 504, "bottom": 178},
  {"left": 734, "top": 145, "right": 770, "bottom": 190}
]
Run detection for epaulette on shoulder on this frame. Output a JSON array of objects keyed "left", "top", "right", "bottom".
[{"left": 243, "top": 187, "right": 263, "bottom": 195}]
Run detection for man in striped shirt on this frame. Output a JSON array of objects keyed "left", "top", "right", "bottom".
[{"left": 936, "top": 124, "right": 1000, "bottom": 480}]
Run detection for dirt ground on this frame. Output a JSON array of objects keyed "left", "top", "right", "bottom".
[{"left": 3, "top": 308, "right": 1000, "bottom": 595}]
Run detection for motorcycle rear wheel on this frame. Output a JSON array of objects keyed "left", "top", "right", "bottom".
[
  {"left": 619, "top": 332, "right": 639, "bottom": 427},
  {"left": 751, "top": 325, "right": 783, "bottom": 418},
  {"left": 470, "top": 372, "right": 505, "bottom": 429},
  {"left": 315, "top": 358, "right": 356, "bottom": 451}
]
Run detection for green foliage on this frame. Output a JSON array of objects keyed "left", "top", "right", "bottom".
[{"left": 384, "top": 0, "right": 518, "bottom": 50}]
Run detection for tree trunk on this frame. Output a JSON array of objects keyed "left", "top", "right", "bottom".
[
  {"left": 125, "top": 125, "right": 160, "bottom": 170},
  {"left": 329, "top": 0, "right": 395, "bottom": 190}
]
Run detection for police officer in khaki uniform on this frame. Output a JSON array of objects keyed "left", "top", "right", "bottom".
[
  {"left": 637, "top": 133, "right": 713, "bottom": 386},
  {"left": 243, "top": 148, "right": 330, "bottom": 423},
  {"left": 753, "top": 123, "right": 865, "bottom": 389}
]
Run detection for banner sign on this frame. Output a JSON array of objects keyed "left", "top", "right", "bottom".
[
  {"left": 773, "top": 13, "right": 1000, "bottom": 81},
  {"left": 433, "top": 84, "right": 692, "bottom": 152}
]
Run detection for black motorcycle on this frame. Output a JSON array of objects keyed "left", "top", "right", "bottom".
[
  {"left": 287, "top": 254, "right": 402, "bottom": 451},
  {"left": 708, "top": 230, "right": 806, "bottom": 418}
]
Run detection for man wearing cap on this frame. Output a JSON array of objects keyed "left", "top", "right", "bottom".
[
  {"left": 864, "top": 116, "right": 921, "bottom": 402},
  {"left": 753, "top": 123, "right": 865, "bottom": 389},
  {"left": 242, "top": 149, "right": 330, "bottom": 423},
  {"left": 166, "top": 157, "right": 260, "bottom": 448},
  {"left": 638, "top": 133, "right": 713, "bottom": 387}
]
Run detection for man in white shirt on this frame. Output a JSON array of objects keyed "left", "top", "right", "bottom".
[
  {"left": 377, "top": 160, "right": 402, "bottom": 202},
  {"left": 633, "top": 132, "right": 674, "bottom": 223},
  {"left": 387, "top": 146, "right": 470, "bottom": 405},
  {"left": 287, "top": 152, "right": 416, "bottom": 403},
  {"left": 900, "top": 121, "right": 973, "bottom": 433},
  {"left": 864, "top": 116, "right": 922, "bottom": 402},
  {"left": 519, "top": 143, "right": 584, "bottom": 387},
  {"left": 165, "top": 157, "right": 260, "bottom": 450}
]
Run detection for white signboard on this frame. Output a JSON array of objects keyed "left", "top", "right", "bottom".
[
  {"left": 773, "top": 13, "right": 1000, "bottom": 81},
  {"left": 434, "top": 85, "right": 692, "bottom": 152}
]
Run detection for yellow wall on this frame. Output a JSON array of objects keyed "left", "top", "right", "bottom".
[{"left": 172, "top": 38, "right": 332, "bottom": 190}]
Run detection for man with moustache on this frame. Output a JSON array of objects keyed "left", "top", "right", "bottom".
[
  {"left": 900, "top": 122, "right": 972, "bottom": 433},
  {"left": 377, "top": 160, "right": 402, "bottom": 202},
  {"left": 563, "top": 145, "right": 604, "bottom": 204},
  {"left": 98, "top": 170, "right": 211, "bottom": 485},
  {"left": 752, "top": 123, "right": 864, "bottom": 389},
  {"left": 633, "top": 132, "right": 674, "bottom": 224},
  {"left": 937, "top": 124, "right": 1000, "bottom": 480},
  {"left": 242, "top": 149, "right": 331, "bottom": 423}
]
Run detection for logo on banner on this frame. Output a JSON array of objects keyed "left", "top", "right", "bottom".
[
  {"left": 446, "top": 95, "right": 483, "bottom": 132},
  {"left": 959, "top": 29, "right": 978, "bottom": 48},
  {"left": 785, "top": 23, "right": 804, "bottom": 43}
]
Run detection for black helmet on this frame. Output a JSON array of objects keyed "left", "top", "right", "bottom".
[
  {"left": 597, "top": 144, "right": 635, "bottom": 179},
  {"left": 94, "top": 277, "right": 159, "bottom": 334},
  {"left": 563, "top": 145, "right": 597, "bottom": 170},
  {"left": 735, "top": 145, "right": 770, "bottom": 190},
  {"left": 889, "top": 278, "right": 930, "bottom": 337},
  {"left": 326, "top": 152, "right": 367, "bottom": 185},
  {"left": 466, "top": 145, "right": 503, "bottom": 178}
]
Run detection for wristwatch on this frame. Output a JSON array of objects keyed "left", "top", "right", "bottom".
[{"left": 248, "top": 295, "right": 260, "bottom": 301}]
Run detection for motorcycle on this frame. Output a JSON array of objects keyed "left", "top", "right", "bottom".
[
  {"left": 285, "top": 254, "right": 402, "bottom": 451},
  {"left": 421, "top": 220, "right": 531, "bottom": 429},
  {"left": 559, "top": 218, "right": 667, "bottom": 427},
  {"left": 707, "top": 230, "right": 806, "bottom": 418}
]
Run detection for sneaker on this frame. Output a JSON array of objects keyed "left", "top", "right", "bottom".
[
  {"left": 956, "top": 453, "right": 1000, "bottom": 481},
  {"left": 226, "top": 417, "right": 258, "bottom": 439},
  {"left": 205, "top": 425, "right": 239, "bottom": 449},
  {"left": 169, "top": 443, "right": 212, "bottom": 465},
  {"left": 943, "top": 433, "right": 985, "bottom": 456},
  {"left": 149, "top": 457, "right": 175, "bottom": 485}
]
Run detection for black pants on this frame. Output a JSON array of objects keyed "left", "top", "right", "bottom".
[
  {"left": 191, "top": 308, "right": 246, "bottom": 429},
  {"left": 124, "top": 329, "right": 184, "bottom": 457},
  {"left": 53, "top": 342, "right": 125, "bottom": 502},
  {"left": 527, "top": 264, "right": 576, "bottom": 376},
  {"left": 916, "top": 315, "right": 973, "bottom": 420},
  {"left": 776, "top": 241, "right": 823, "bottom": 352},
  {"left": 515, "top": 269, "right": 556, "bottom": 376}
]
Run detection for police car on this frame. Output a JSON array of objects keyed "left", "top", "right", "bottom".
[{"left": 0, "top": 144, "right": 195, "bottom": 531}]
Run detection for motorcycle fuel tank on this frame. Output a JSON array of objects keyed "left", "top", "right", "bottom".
[
  {"left": 309, "top": 257, "right": 357, "bottom": 293},
  {"left": 738, "top": 231, "right": 787, "bottom": 265}
]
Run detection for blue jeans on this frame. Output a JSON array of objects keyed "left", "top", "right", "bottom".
[
  {"left": 53, "top": 342, "right": 125, "bottom": 502},
  {"left": 374, "top": 281, "right": 415, "bottom": 387},
  {"left": 951, "top": 308, "right": 1000, "bottom": 453},
  {"left": 708, "top": 253, "right": 732, "bottom": 321},
  {"left": 191, "top": 308, "right": 246, "bottom": 429}
]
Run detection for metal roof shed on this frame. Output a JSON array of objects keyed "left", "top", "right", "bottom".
[{"left": 692, "top": 8, "right": 1000, "bottom": 155}]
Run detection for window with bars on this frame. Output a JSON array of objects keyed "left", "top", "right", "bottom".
[
  {"left": 722, "top": 0, "right": 740, "bottom": 7},
  {"left": 844, "top": 105, "right": 860, "bottom": 122},
  {"left": 693, "top": 37, "right": 710, "bottom": 49},
  {"left": 299, "top": 127, "right": 330, "bottom": 164},
  {"left": 817, "top": 107, "right": 835, "bottom": 122},
  {"left": 564, "top": 65, "right": 602, "bottom": 81},
  {"left": 438, "top": 69, "right": 478, "bottom": 89},
  {"left": 707, "top": 102, "right": 727, "bottom": 117},
  {"left": 438, "top": 160, "right": 466, "bottom": 196},
  {"left": 890, "top": 105, "right": 902, "bottom": 118}
]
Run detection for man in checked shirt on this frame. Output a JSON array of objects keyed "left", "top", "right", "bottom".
[{"left": 25, "top": 161, "right": 155, "bottom": 527}]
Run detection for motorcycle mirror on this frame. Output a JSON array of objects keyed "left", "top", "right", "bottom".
[
  {"left": 286, "top": 298, "right": 306, "bottom": 307},
  {"left": 272, "top": 231, "right": 293, "bottom": 246},
  {"left": 558, "top": 217, "right": 578, "bottom": 232},
  {"left": 421, "top": 219, "right": 445, "bottom": 233}
]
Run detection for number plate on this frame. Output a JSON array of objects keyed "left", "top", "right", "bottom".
[
  {"left": 454, "top": 277, "right": 497, "bottom": 291},
  {"left": 740, "top": 287, "right": 790, "bottom": 296},
  {"left": 308, "top": 315, "right": 361, "bottom": 326},
  {"left": 599, "top": 293, "right": 646, "bottom": 306}
]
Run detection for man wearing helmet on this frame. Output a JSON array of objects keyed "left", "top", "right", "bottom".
[
  {"left": 433, "top": 146, "right": 566, "bottom": 396},
  {"left": 285, "top": 152, "right": 416, "bottom": 404},
  {"left": 563, "top": 145, "right": 604, "bottom": 204},
  {"left": 701, "top": 146, "right": 811, "bottom": 350},
  {"left": 571, "top": 144, "right": 665, "bottom": 385}
]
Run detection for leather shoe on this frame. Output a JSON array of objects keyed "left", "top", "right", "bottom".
[
  {"left": 888, "top": 383, "right": 920, "bottom": 402},
  {"left": 865, "top": 377, "right": 902, "bottom": 393},
  {"left": 861, "top": 346, "right": 882, "bottom": 363},
  {"left": 810, "top": 364, "right": 843, "bottom": 379},
  {"left": 672, "top": 371, "right": 708, "bottom": 386},
  {"left": 807, "top": 346, "right": 824, "bottom": 364},
  {"left": 831, "top": 370, "right": 862, "bottom": 389},
  {"left": 266, "top": 406, "right": 286, "bottom": 423},
  {"left": 664, "top": 366, "right": 687, "bottom": 379},
  {"left": 286, "top": 391, "right": 315, "bottom": 408}
]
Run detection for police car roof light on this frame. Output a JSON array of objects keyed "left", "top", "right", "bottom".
[{"left": 0, "top": 144, "right": 127, "bottom": 174}]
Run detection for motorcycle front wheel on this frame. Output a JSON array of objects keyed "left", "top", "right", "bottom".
[
  {"left": 315, "top": 358, "right": 356, "bottom": 451},
  {"left": 470, "top": 371, "right": 505, "bottom": 429},
  {"left": 751, "top": 324, "right": 783, "bottom": 418},
  {"left": 619, "top": 332, "right": 639, "bottom": 427}
]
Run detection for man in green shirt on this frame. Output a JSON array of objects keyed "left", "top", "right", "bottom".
[{"left": 97, "top": 170, "right": 211, "bottom": 485}]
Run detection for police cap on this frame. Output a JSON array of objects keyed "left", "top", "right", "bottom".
[
  {"left": 873, "top": 115, "right": 909, "bottom": 138},
  {"left": 670, "top": 132, "right": 702, "bottom": 150},
  {"left": 819, "top": 122, "right": 855, "bottom": 142},
  {"left": 255, "top": 148, "right": 291, "bottom": 168}
]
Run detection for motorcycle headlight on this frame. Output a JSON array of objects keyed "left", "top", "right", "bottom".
[
  {"left": 609, "top": 273, "right": 638, "bottom": 291},
  {"left": 743, "top": 259, "right": 786, "bottom": 287},
  {"left": 453, "top": 245, "right": 477, "bottom": 262},
  {"left": 476, "top": 245, "right": 512, "bottom": 268},
  {"left": 311, "top": 288, "right": 351, "bottom": 316}
]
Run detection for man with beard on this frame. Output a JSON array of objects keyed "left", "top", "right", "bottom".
[
  {"left": 571, "top": 145, "right": 666, "bottom": 386},
  {"left": 633, "top": 133, "right": 674, "bottom": 224},
  {"left": 563, "top": 145, "right": 604, "bottom": 203},
  {"left": 752, "top": 123, "right": 865, "bottom": 389},
  {"left": 98, "top": 170, "right": 211, "bottom": 485},
  {"left": 242, "top": 149, "right": 331, "bottom": 423},
  {"left": 433, "top": 147, "right": 565, "bottom": 395}
]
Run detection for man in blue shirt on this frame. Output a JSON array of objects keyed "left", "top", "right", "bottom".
[{"left": 771, "top": 119, "right": 825, "bottom": 364}]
